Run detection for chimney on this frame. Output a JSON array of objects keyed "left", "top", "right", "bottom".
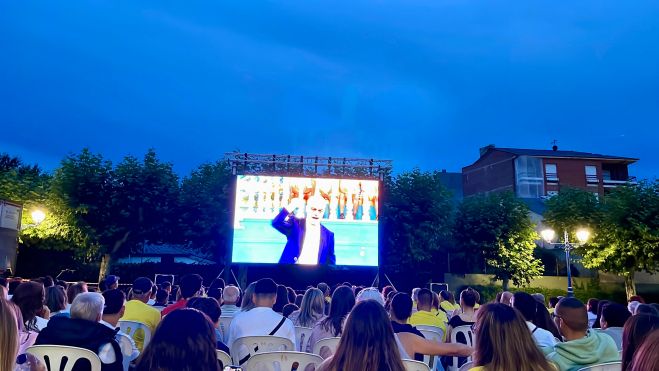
[
  {"left": 552, "top": 145, "right": 558, "bottom": 151},
  {"left": 479, "top": 144, "right": 495, "bottom": 157}
]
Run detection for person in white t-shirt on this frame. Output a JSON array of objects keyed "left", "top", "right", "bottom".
[
  {"left": 101, "top": 289, "right": 140, "bottom": 371},
  {"left": 226, "top": 278, "right": 296, "bottom": 361},
  {"left": 512, "top": 292, "right": 557, "bottom": 349}
]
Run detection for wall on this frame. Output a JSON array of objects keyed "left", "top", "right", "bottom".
[{"left": 462, "top": 150, "right": 516, "bottom": 196}]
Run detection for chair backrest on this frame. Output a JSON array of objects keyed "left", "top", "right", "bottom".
[
  {"left": 27, "top": 345, "right": 102, "bottom": 371},
  {"left": 403, "top": 359, "right": 431, "bottom": 371},
  {"left": 216, "top": 350, "right": 232, "bottom": 369},
  {"left": 417, "top": 328, "right": 444, "bottom": 369},
  {"left": 458, "top": 361, "right": 474, "bottom": 371},
  {"left": 295, "top": 326, "right": 314, "bottom": 352},
  {"left": 118, "top": 320, "right": 152, "bottom": 349},
  {"left": 230, "top": 335, "right": 295, "bottom": 365},
  {"left": 218, "top": 316, "right": 233, "bottom": 343},
  {"left": 312, "top": 337, "right": 341, "bottom": 359},
  {"left": 576, "top": 362, "right": 623, "bottom": 371},
  {"left": 447, "top": 325, "right": 474, "bottom": 371},
  {"left": 243, "top": 351, "right": 324, "bottom": 371}
]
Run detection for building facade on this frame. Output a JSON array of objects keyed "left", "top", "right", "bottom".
[{"left": 463, "top": 145, "right": 638, "bottom": 199}]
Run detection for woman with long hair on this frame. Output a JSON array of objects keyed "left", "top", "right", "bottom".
[
  {"left": 1, "top": 299, "right": 45, "bottom": 371},
  {"left": 288, "top": 288, "right": 325, "bottom": 328},
  {"left": 317, "top": 300, "right": 406, "bottom": 371},
  {"left": 621, "top": 314, "right": 659, "bottom": 371},
  {"left": 470, "top": 303, "right": 555, "bottom": 371},
  {"left": 272, "top": 285, "right": 290, "bottom": 313},
  {"left": 629, "top": 328, "right": 659, "bottom": 371},
  {"left": 135, "top": 308, "right": 221, "bottom": 371},
  {"left": 11, "top": 282, "right": 47, "bottom": 332},
  {"left": 592, "top": 299, "right": 609, "bottom": 329},
  {"left": 240, "top": 282, "right": 256, "bottom": 312},
  {"left": 307, "top": 286, "right": 355, "bottom": 352},
  {"left": 45, "top": 286, "right": 68, "bottom": 317}
]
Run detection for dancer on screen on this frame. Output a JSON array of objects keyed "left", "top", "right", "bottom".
[{"left": 272, "top": 195, "right": 336, "bottom": 265}]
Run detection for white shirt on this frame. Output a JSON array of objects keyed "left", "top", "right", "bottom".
[
  {"left": 99, "top": 320, "right": 140, "bottom": 370},
  {"left": 221, "top": 304, "right": 240, "bottom": 318},
  {"left": 35, "top": 316, "right": 49, "bottom": 331},
  {"left": 587, "top": 311, "right": 597, "bottom": 328},
  {"left": 226, "top": 306, "right": 297, "bottom": 352},
  {"left": 298, "top": 224, "right": 321, "bottom": 264},
  {"left": 526, "top": 321, "right": 557, "bottom": 348}
]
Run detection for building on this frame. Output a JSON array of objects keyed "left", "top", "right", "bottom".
[{"left": 462, "top": 145, "right": 638, "bottom": 199}]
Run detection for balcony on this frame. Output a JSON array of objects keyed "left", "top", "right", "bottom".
[
  {"left": 603, "top": 176, "right": 637, "bottom": 188},
  {"left": 545, "top": 172, "right": 559, "bottom": 184}
]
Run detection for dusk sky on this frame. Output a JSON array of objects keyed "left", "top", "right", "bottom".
[{"left": 1, "top": 1, "right": 658, "bottom": 179}]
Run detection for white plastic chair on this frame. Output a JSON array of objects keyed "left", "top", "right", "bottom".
[
  {"left": 458, "top": 361, "right": 474, "bottom": 371},
  {"left": 230, "top": 335, "right": 295, "bottom": 365},
  {"left": 218, "top": 316, "right": 233, "bottom": 343},
  {"left": 216, "top": 350, "right": 232, "bottom": 369},
  {"left": 27, "top": 345, "right": 102, "bottom": 371},
  {"left": 576, "top": 362, "right": 623, "bottom": 371},
  {"left": 417, "top": 327, "right": 444, "bottom": 370},
  {"left": 312, "top": 337, "right": 341, "bottom": 359},
  {"left": 295, "top": 326, "right": 313, "bottom": 352},
  {"left": 118, "top": 320, "right": 152, "bottom": 349},
  {"left": 447, "top": 325, "right": 474, "bottom": 371},
  {"left": 243, "top": 351, "right": 324, "bottom": 371},
  {"left": 403, "top": 359, "right": 431, "bottom": 371}
]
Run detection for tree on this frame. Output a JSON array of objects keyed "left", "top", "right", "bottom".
[
  {"left": 545, "top": 183, "right": 659, "bottom": 297},
  {"left": 454, "top": 192, "right": 543, "bottom": 290},
  {"left": 380, "top": 169, "right": 454, "bottom": 286},
  {"left": 179, "top": 161, "right": 233, "bottom": 264}
]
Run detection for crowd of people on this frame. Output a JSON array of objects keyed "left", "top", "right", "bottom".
[{"left": 1, "top": 273, "right": 658, "bottom": 371}]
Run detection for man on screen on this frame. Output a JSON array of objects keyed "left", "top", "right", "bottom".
[{"left": 272, "top": 195, "right": 336, "bottom": 265}]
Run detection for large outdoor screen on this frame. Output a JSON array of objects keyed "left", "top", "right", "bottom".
[{"left": 232, "top": 175, "right": 379, "bottom": 266}]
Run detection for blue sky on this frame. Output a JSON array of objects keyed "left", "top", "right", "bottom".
[{"left": 1, "top": 1, "right": 658, "bottom": 179}]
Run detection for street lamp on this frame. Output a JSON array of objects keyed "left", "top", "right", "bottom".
[{"left": 541, "top": 227, "right": 590, "bottom": 297}]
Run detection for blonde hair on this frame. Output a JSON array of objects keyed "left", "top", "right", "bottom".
[
  {"left": 0, "top": 299, "right": 19, "bottom": 371},
  {"left": 297, "top": 288, "right": 325, "bottom": 327}
]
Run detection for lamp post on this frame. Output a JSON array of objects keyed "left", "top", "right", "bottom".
[
  {"left": 21, "top": 209, "right": 46, "bottom": 230},
  {"left": 541, "top": 228, "right": 590, "bottom": 297}
]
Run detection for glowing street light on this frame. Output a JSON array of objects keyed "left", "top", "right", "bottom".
[
  {"left": 541, "top": 228, "right": 590, "bottom": 297},
  {"left": 31, "top": 209, "right": 46, "bottom": 225}
]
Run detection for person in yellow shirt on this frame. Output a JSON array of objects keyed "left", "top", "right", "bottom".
[
  {"left": 121, "top": 277, "right": 161, "bottom": 351},
  {"left": 409, "top": 288, "right": 448, "bottom": 338}
]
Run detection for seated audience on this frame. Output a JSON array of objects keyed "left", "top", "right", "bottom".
[
  {"left": 628, "top": 328, "right": 659, "bottom": 371},
  {"left": 294, "top": 294, "right": 303, "bottom": 307},
  {"left": 11, "top": 281, "right": 48, "bottom": 332},
  {"left": 272, "top": 284, "right": 290, "bottom": 313},
  {"left": 317, "top": 300, "right": 407, "bottom": 371},
  {"left": 186, "top": 297, "right": 230, "bottom": 354},
  {"left": 548, "top": 296, "right": 560, "bottom": 316},
  {"left": 599, "top": 302, "right": 631, "bottom": 350},
  {"left": 586, "top": 298, "right": 599, "bottom": 328},
  {"left": 531, "top": 293, "right": 545, "bottom": 306},
  {"left": 45, "top": 285, "right": 68, "bottom": 318},
  {"left": 7, "top": 298, "right": 38, "bottom": 355},
  {"left": 239, "top": 282, "right": 256, "bottom": 312},
  {"left": 65, "top": 282, "right": 88, "bottom": 314},
  {"left": 134, "top": 308, "right": 221, "bottom": 371},
  {"left": 409, "top": 288, "right": 447, "bottom": 335},
  {"left": 499, "top": 291, "right": 513, "bottom": 306},
  {"left": 226, "top": 278, "right": 296, "bottom": 354},
  {"left": 635, "top": 303, "right": 659, "bottom": 316},
  {"left": 591, "top": 299, "right": 610, "bottom": 329},
  {"left": 220, "top": 285, "right": 241, "bottom": 317},
  {"left": 308, "top": 285, "right": 355, "bottom": 353},
  {"left": 1, "top": 298, "right": 46, "bottom": 371},
  {"left": 356, "top": 287, "right": 385, "bottom": 306},
  {"left": 35, "top": 292, "right": 123, "bottom": 371},
  {"left": 469, "top": 303, "right": 555, "bottom": 371},
  {"left": 389, "top": 292, "right": 426, "bottom": 361},
  {"left": 439, "top": 290, "right": 458, "bottom": 314},
  {"left": 101, "top": 289, "right": 140, "bottom": 371},
  {"left": 282, "top": 303, "right": 298, "bottom": 318},
  {"left": 621, "top": 314, "right": 659, "bottom": 371},
  {"left": 288, "top": 287, "right": 325, "bottom": 328},
  {"left": 512, "top": 292, "right": 557, "bottom": 348},
  {"left": 121, "top": 277, "right": 161, "bottom": 351},
  {"left": 286, "top": 286, "right": 296, "bottom": 304},
  {"left": 103, "top": 275, "right": 120, "bottom": 291},
  {"left": 152, "top": 289, "right": 168, "bottom": 311},
  {"left": 446, "top": 288, "right": 478, "bottom": 341},
  {"left": 161, "top": 274, "right": 203, "bottom": 316},
  {"left": 545, "top": 297, "right": 619, "bottom": 370}
]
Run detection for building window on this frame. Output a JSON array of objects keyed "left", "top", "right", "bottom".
[
  {"left": 585, "top": 165, "right": 598, "bottom": 185},
  {"left": 545, "top": 163, "right": 558, "bottom": 183},
  {"left": 515, "top": 156, "right": 545, "bottom": 198}
]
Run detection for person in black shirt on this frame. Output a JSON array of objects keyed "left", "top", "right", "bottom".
[{"left": 389, "top": 292, "right": 425, "bottom": 361}]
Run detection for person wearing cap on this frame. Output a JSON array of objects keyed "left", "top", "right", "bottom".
[
  {"left": 121, "top": 277, "right": 161, "bottom": 351},
  {"left": 101, "top": 289, "right": 140, "bottom": 371},
  {"left": 161, "top": 274, "right": 204, "bottom": 317},
  {"left": 226, "top": 278, "right": 296, "bottom": 356},
  {"left": 103, "top": 275, "right": 120, "bottom": 291}
]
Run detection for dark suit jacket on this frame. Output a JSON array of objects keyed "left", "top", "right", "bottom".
[{"left": 272, "top": 208, "right": 336, "bottom": 265}]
